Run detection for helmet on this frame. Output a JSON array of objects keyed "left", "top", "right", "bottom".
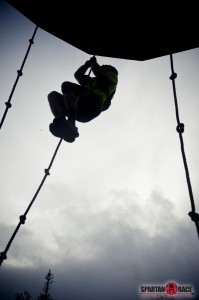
[{"left": 101, "top": 65, "right": 118, "bottom": 75}]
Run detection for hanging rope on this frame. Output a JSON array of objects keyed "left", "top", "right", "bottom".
[
  {"left": 0, "top": 25, "right": 38, "bottom": 130},
  {"left": 169, "top": 54, "right": 199, "bottom": 239},
  {"left": 0, "top": 138, "right": 63, "bottom": 267}
]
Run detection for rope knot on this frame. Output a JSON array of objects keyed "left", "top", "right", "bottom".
[
  {"left": 17, "top": 70, "right": 23, "bottom": 76},
  {"left": 5, "top": 102, "right": 12, "bottom": 108},
  {"left": 45, "top": 169, "right": 50, "bottom": 175},
  {"left": 170, "top": 72, "right": 177, "bottom": 80},
  {"left": 0, "top": 251, "right": 7, "bottom": 261},
  {"left": 19, "top": 215, "right": 26, "bottom": 224},
  {"left": 29, "top": 38, "right": 34, "bottom": 44},
  {"left": 188, "top": 211, "right": 199, "bottom": 223},
  {"left": 176, "top": 123, "right": 184, "bottom": 133}
]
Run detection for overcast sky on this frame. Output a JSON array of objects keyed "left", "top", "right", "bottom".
[{"left": 0, "top": 1, "right": 199, "bottom": 299}]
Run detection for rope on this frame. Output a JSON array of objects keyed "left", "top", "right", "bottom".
[
  {"left": 0, "top": 25, "right": 38, "bottom": 130},
  {"left": 0, "top": 138, "right": 63, "bottom": 267},
  {"left": 169, "top": 54, "right": 199, "bottom": 239}
]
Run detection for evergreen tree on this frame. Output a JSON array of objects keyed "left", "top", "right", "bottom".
[
  {"left": 14, "top": 290, "right": 32, "bottom": 300},
  {"left": 37, "top": 269, "right": 54, "bottom": 300}
]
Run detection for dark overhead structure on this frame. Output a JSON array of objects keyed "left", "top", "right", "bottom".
[{"left": 6, "top": 1, "right": 199, "bottom": 60}]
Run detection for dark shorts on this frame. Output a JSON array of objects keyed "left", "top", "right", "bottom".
[{"left": 61, "top": 81, "right": 102, "bottom": 123}]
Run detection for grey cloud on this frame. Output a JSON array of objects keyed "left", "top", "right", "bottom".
[{"left": 0, "top": 188, "right": 198, "bottom": 299}]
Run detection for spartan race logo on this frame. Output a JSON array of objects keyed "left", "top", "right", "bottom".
[{"left": 140, "top": 281, "right": 195, "bottom": 298}]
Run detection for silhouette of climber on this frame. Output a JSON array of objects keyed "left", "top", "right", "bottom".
[{"left": 48, "top": 56, "right": 118, "bottom": 142}]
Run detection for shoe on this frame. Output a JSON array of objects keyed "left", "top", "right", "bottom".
[
  {"left": 63, "top": 122, "right": 79, "bottom": 143},
  {"left": 49, "top": 118, "right": 79, "bottom": 143}
]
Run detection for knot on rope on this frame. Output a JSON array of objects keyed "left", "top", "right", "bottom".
[
  {"left": 170, "top": 72, "right": 177, "bottom": 80},
  {"left": 188, "top": 211, "right": 199, "bottom": 223},
  {"left": 19, "top": 215, "right": 26, "bottom": 224},
  {"left": 29, "top": 38, "right": 34, "bottom": 44},
  {"left": 5, "top": 102, "right": 12, "bottom": 108},
  {"left": 17, "top": 70, "right": 23, "bottom": 76},
  {"left": 0, "top": 251, "right": 7, "bottom": 261},
  {"left": 176, "top": 123, "right": 184, "bottom": 133},
  {"left": 45, "top": 169, "right": 50, "bottom": 175}
]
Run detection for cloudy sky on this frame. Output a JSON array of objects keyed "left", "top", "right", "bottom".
[{"left": 0, "top": 1, "right": 199, "bottom": 299}]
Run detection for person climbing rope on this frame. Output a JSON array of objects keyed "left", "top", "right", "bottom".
[{"left": 48, "top": 56, "right": 118, "bottom": 142}]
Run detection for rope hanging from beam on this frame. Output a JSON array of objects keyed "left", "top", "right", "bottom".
[
  {"left": 0, "top": 25, "right": 38, "bottom": 130},
  {"left": 169, "top": 53, "right": 199, "bottom": 239},
  {"left": 0, "top": 138, "right": 63, "bottom": 267}
]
